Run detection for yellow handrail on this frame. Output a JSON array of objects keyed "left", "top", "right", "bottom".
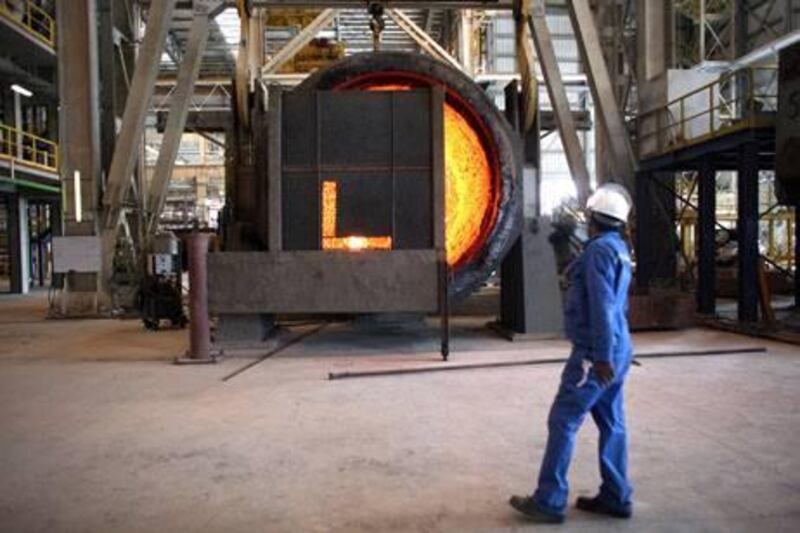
[
  {"left": 678, "top": 211, "right": 796, "bottom": 272},
  {"left": 636, "top": 67, "right": 778, "bottom": 159},
  {"left": 0, "top": 0, "right": 56, "bottom": 48},
  {"left": 0, "top": 122, "right": 59, "bottom": 173}
]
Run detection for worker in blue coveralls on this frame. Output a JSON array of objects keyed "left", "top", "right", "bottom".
[{"left": 509, "top": 183, "right": 634, "bottom": 524}]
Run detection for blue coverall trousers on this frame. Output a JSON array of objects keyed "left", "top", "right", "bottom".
[{"left": 532, "top": 347, "right": 633, "bottom": 517}]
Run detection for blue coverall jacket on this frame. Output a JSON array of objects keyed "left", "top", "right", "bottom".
[{"left": 532, "top": 229, "right": 634, "bottom": 517}]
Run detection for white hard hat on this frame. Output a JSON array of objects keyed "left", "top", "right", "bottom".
[{"left": 586, "top": 183, "right": 632, "bottom": 224}]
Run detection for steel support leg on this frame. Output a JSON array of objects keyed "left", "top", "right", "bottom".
[
  {"left": 431, "top": 86, "right": 448, "bottom": 359},
  {"left": 737, "top": 143, "right": 760, "bottom": 322},
  {"left": 796, "top": 203, "right": 800, "bottom": 308},
  {"left": 267, "top": 85, "right": 283, "bottom": 252},
  {"left": 146, "top": 5, "right": 217, "bottom": 235},
  {"left": 7, "top": 194, "right": 24, "bottom": 294},
  {"left": 697, "top": 161, "right": 717, "bottom": 314},
  {"left": 566, "top": 0, "right": 636, "bottom": 189},
  {"left": 528, "top": 0, "right": 590, "bottom": 205}
]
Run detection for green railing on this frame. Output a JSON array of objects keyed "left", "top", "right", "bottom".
[
  {"left": 0, "top": 0, "right": 56, "bottom": 48},
  {"left": 636, "top": 68, "right": 778, "bottom": 159},
  {"left": 0, "top": 122, "right": 59, "bottom": 173}
]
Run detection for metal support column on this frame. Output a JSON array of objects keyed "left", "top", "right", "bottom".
[
  {"left": 697, "top": 160, "right": 716, "bottom": 314},
  {"left": 567, "top": 0, "right": 637, "bottom": 189},
  {"left": 634, "top": 171, "right": 653, "bottom": 289},
  {"left": 146, "top": 3, "right": 221, "bottom": 235},
  {"left": 6, "top": 195, "right": 29, "bottom": 294},
  {"left": 267, "top": 85, "right": 283, "bottom": 252},
  {"left": 458, "top": 9, "right": 473, "bottom": 75},
  {"left": 497, "top": 80, "right": 562, "bottom": 338},
  {"left": 795, "top": 203, "right": 800, "bottom": 308},
  {"left": 97, "top": 0, "right": 119, "bottom": 176},
  {"left": 431, "top": 87, "right": 449, "bottom": 359},
  {"left": 500, "top": 82, "right": 526, "bottom": 332},
  {"left": 57, "top": 0, "right": 102, "bottom": 228},
  {"left": 247, "top": 8, "right": 266, "bottom": 90},
  {"left": 55, "top": 0, "right": 105, "bottom": 312},
  {"left": 737, "top": 143, "right": 760, "bottom": 322},
  {"left": 527, "top": 0, "right": 590, "bottom": 205},
  {"left": 177, "top": 231, "right": 215, "bottom": 364}
]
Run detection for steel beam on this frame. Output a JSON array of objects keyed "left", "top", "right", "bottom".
[
  {"left": 473, "top": 72, "right": 588, "bottom": 85},
  {"left": 527, "top": 0, "right": 590, "bottom": 205},
  {"left": 795, "top": 201, "right": 800, "bottom": 307},
  {"left": 417, "top": 8, "right": 434, "bottom": 54},
  {"left": 697, "top": 160, "right": 717, "bottom": 314},
  {"left": 235, "top": 4, "right": 251, "bottom": 128},
  {"left": 634, "top": 171, "right": 653, "bottom": 289},
  {"left": 267, "top": 85, "right": 283, "bottom": 252},
  {"left": 458, "top": 9, "right": 473, "bottom": 74},
  {"left": 730, "top": 28, "right": 800, "bottom": 68},
  {"left": 515, "top": 0, "right": 537, "bottom": 134},
  {"left": 737, "top": 142, "right": 760, "bottom": 322},
  {"left": 567, "top": 0, "right": 636, "bottom": 189},
  {"left": 248, "top": 8, "right": 265, "bottom": 89},
  {"left": 146, "top": 4, "right": 219, "bottom": 236},
  {"left": 97, "top": 0, "right": 120, "bottom": 178},
  {"left": 423, "top": 8, "right": 434, "bottom": 33},
  {"left": 6, "top": 195, "right": 26, "bottom": 294},
  {"left": 387, "top": 9, "right": 465, "bottom": 72},
  {"left": 164, "top": 30, "right": 184, "bottom": 64},
  {"left": 103, "top": 0, "right": 177, "bottom": 230},
  {"left": 260, "top": 9, "right": 338, "bottom": 76},
  {"left": 432, "top": 86, "right": 446, "bottom": 253}
]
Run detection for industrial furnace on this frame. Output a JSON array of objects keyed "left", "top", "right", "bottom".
[
  {"left": 208, "top": 53, "right": 522, "bottom": 347},
  {"left": 291, "top": 52, "right": 522, "bottom": 299}
]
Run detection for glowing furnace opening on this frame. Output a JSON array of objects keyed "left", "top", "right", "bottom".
[{"left": 332, "top": 79, "right": 500, "bottom": 268}]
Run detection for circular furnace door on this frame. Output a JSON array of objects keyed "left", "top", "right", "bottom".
[{"left": 296, "top": 52, "right": 522, "bottom": 300}]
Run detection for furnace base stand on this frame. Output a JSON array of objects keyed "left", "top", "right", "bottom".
[{"left": 495, "top": 216, "right": 564, "bottom": 340}]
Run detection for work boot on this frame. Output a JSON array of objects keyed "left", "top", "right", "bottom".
[
  {"left": 575, "top": 495, "right": 632, "bottom": 518},
  {"left": 508, "top": 495, "right": 565, "bottom": 524}
]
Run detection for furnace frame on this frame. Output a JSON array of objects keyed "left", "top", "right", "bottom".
[{"left": 207, "top": 85, "right": 451, "bottom": 358}]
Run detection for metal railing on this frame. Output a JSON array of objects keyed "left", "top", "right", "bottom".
[
  {"left": 672, "top": 173, "right": 796, "bottom": 276},
  {"left": 678, "top": 213, "right": 796, "bottom": 272},
  {"left": 0, "top": 123, "right": 59, "bottom": 173},
  {"left": 636, "top": 68, "right": 778, "bottom": 159},
  {"left": 0, "top": 0, "right": 56, "bottom": 48}
]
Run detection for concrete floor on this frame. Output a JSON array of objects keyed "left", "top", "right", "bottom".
[{"left": 1, "top": 294, "right": 799, "bottom": 532}]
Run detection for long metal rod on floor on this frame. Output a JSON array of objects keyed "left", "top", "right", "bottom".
[
  {"left": 222, "top": 323, "right": 329, "bottom": 382},
  {"left": 327, "top": 347, "right": 767, "bottom": 381}
]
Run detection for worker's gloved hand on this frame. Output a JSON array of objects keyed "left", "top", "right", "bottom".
[{"left": 593, "top": 361, "right": 615, "bottom": 386}]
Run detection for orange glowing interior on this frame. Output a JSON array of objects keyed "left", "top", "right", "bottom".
[
  {"left": 360, "top": 83, "right": 496, "bottom": 267},
  {"left": 321, "top": 180, "right": 393, "bottom": 251},
  {"left": 442, "top": 102, "right": 493, "bottom": 266}
]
